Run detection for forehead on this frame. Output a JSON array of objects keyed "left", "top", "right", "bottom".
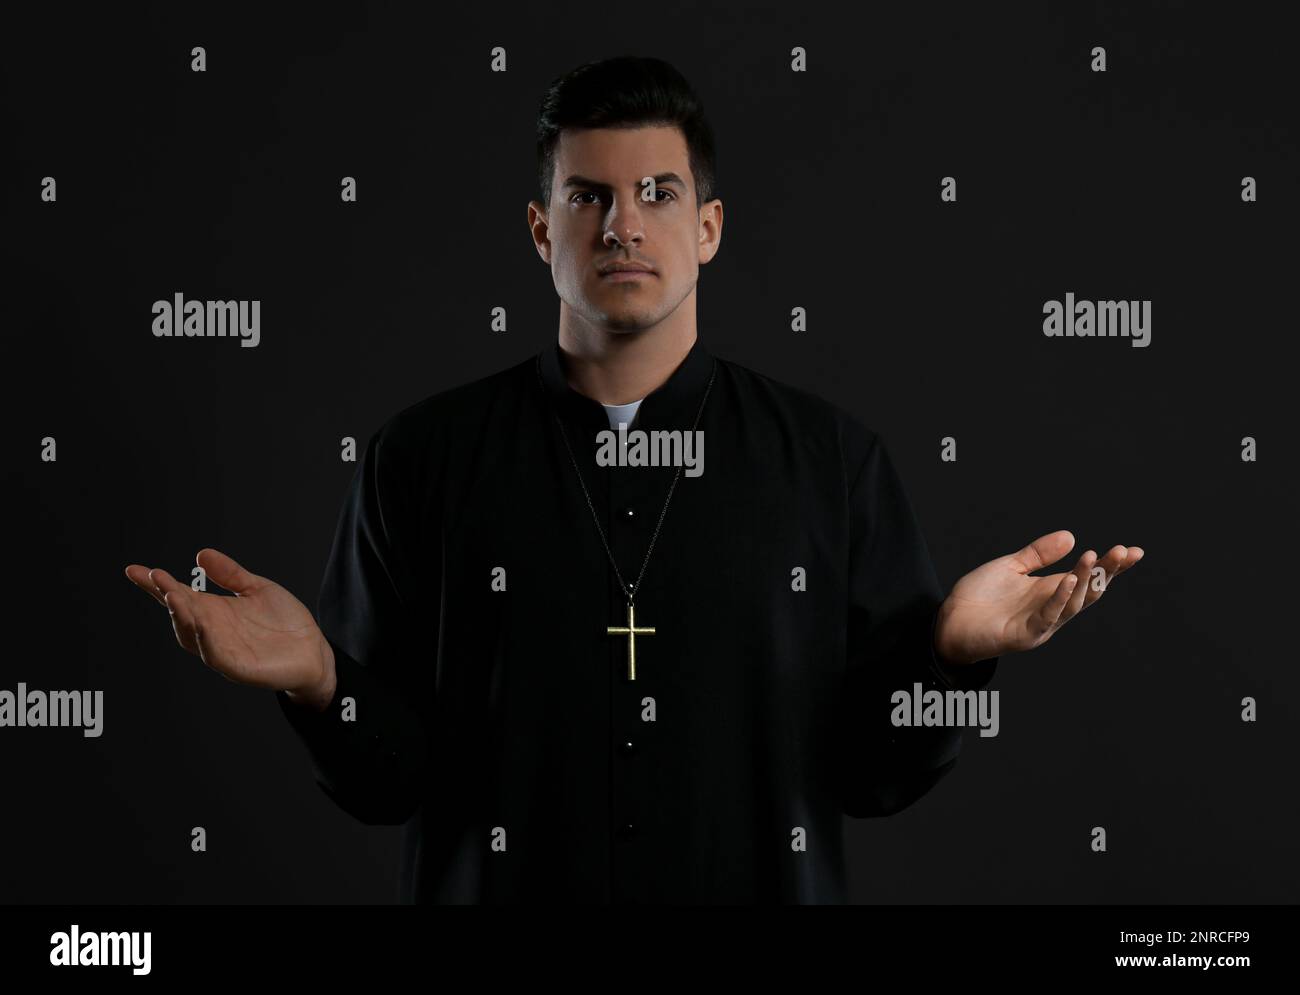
[{"left": 554, "top": 125, "right": 691, "bottom": 183}]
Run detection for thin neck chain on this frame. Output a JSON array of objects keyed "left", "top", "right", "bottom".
[{"left": 535, "top": 352, "right": 717, "bottom": 605}]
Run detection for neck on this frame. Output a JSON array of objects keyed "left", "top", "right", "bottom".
[{"left": 556, "top": 301, "right": 697, "bottom": 405}]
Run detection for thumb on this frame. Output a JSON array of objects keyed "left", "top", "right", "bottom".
[
  {"left": 195, "top": 548, "right": 264, "bottom": 596},
  {"left": 1011, "top": 530, "right": 1075, "bottom": 573}
]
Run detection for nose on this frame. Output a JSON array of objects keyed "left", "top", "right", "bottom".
[{"left": 603, "top": 195, "right": 646, "bottom": 247}]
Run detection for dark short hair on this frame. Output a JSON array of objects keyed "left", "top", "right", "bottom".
[{"left": 536, "top": 56, "right": 718, "bottom": 211}]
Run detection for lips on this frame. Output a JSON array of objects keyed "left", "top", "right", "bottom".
[{"left": 600, "top": 263, "right": 655, "bottom": 275}]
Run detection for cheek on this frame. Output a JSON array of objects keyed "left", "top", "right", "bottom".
[
  {"left": 556, "top": 252, "right": 589, "bottom": 287},
  {"left": 551, "top": 250, "right": 593, "bottom": 297},
  {"left": 551, "top": 226, "right": 593, "bottom": 271},
  {"left": 547, "top": 238, "right": 575, "bottom": 274},
  {"left": 670, "top": 227, "right": 700, "bottom": 263}
]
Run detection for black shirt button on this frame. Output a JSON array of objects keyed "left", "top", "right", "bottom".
[
  {"left": 621, "top": 740, "right": 635, "bottom": 754},
  {"left": 619, "top": 822, "right": 636, "bottom": 837},
  {"left": 624, "top": 507, "right": 635, "bottom": 519}
]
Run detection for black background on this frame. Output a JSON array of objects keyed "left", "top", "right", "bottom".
[{"left": 2, "top": 1, "right": 1295, "bottom": 904}]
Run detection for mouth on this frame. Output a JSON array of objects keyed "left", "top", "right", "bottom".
[{"left": 600, "top": 270, "right": 655, "bottom": 282}]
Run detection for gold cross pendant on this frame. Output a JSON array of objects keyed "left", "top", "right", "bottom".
[{"left": 606, "top": 601, "right": 655, "bottom": 680}]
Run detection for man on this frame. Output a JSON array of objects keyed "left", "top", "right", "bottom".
[{"left": 125, "top": 56, "right": 1142, "bottom": 903}]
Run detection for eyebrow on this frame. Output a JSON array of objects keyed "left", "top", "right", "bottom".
[{"left": 561, "top": 172, "right": 687, "bottom": 192}]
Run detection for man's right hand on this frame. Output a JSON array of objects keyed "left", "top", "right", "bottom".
[{"left": 124, "top": 548, "right": 337, "bottom": 712}]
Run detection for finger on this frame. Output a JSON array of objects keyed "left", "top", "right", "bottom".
[
  {"left": 196, "top": 548, "right": 265, "bottom": 597},
  {"left": 1034, "top": 571, "right": 1079, "bottom": 636},
  {"left": 1112, "top": 545, "right": 1144, "bottom": 578},
  {"left": 125, "top": 564, "right": 167, "bottom": 608},
  {"left": 1059, "top": 550, "right": 1097, "bottom": 622},
  {"left": 162, "top": 588, "right": 201, "bottom": 656},
  {"left": 149, "top": 568, "right": 200, "bottom": 653},
  {"left": 147, "top": 567, "right": 189, "bottom": 600},
  {"left": 1083, "top": 545, "right": 1128, "bottom": 606},
  {"left": 1010, "top": 530, "right": 1075, "bottom": 574}
]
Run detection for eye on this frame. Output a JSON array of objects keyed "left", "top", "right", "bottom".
[{"left": 568, "top": 189, "right": 677, "bottom": 205}]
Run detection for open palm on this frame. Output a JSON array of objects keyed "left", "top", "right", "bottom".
[
  {"left": 935, "top": 530, "right": 1144, "bottom": 664},
  {"left": 125, "top": 548, "right": 331, "bottom": 696}
]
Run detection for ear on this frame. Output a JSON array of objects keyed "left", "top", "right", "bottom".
[
  {"left": 698, "top": 198, "right": 723, "bottom": 265},
  {"left": 527, "top": 200, "right": 552, "bottom": 264}
]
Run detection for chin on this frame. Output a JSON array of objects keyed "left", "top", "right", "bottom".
[
  {"left": 579, "top": 304, "right": 655, "bottom": 332},
  {"left": 601, "top": 318, "right": 655, "bottom": 334}
]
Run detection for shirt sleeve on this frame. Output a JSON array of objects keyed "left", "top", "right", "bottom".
[
  {"left": 274, "top": 420, "right": 437, "bottom": 825},
  {"left": 839, "top": 425, "right": 997, "bottom": 818}
]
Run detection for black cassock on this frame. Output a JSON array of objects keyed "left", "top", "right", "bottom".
[{"left": 276, "top": 334, "right": 998, "bottom": 903}]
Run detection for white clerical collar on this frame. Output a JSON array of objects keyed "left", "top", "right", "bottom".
[{"left": 600, "top": 398, "right": 644, "bottom": 430}]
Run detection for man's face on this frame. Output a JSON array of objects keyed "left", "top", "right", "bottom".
[{"left": 528, "top": 125, "right": 722, "bottom": 333}]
